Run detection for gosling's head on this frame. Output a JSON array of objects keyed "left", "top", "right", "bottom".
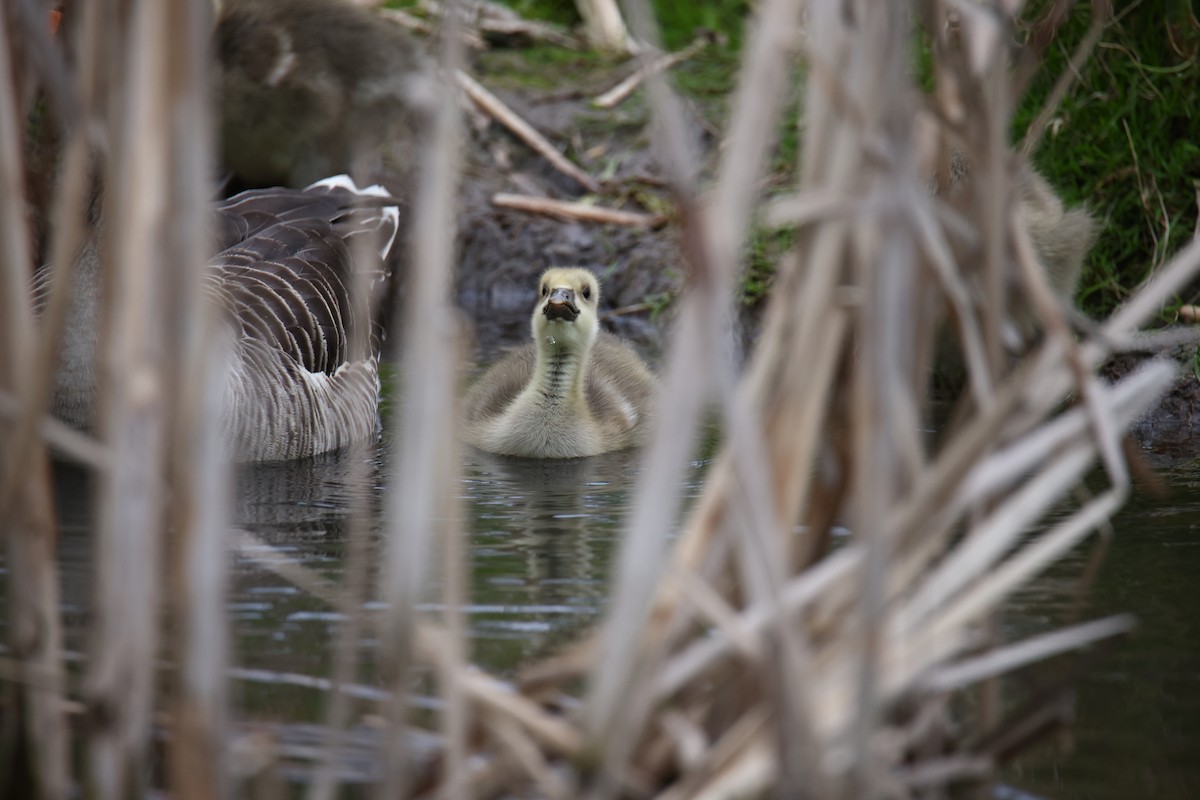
[{"left": 531, "top": 267, "right": 601, "bottom": 352}]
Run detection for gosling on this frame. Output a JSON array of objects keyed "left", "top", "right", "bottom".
[{"left": 463, "top": 268, "right": 657, "bottom": 458}]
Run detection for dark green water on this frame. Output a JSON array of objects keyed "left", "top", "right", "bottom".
[
  {"left": 15, "top": 439, "right": 1200, "bottom": 796},
  {"left": 1002, "top": 455, "right": 1200, "bottom": 799}
]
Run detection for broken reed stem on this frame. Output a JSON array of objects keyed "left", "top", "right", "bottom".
[
  {"left": 379, "top": 1, "right": 467, "bottom": 796},
  {"left": 923, "top": 614, "right": 1136, "bottom": 693}
]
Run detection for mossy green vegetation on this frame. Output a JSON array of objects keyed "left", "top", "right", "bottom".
[{"left": 1015, "top": 1, "right": 1199, "bottom": 318}]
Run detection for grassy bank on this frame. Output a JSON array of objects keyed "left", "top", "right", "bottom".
[{"left": 1016, "top": 1, "right": 1199, "bottom": 318}]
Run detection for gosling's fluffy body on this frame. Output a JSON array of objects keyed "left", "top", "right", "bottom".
[{"left": 463, "top": 268, "right": 656, "bottom": 459}]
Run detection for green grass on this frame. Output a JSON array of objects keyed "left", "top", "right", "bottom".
[
  {"left": 1014, "top": 1, "right": 1200, "bottom": 319},
  {"left": 742, "top": 228, "right": 794, "bottom": 307}
]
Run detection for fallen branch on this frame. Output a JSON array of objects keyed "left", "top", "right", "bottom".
[
  {"left": 593, "top": 35, "right": 711, "bottom": 109},
  {"left": 457, "top": 70, "right": 601, "bottom": 193},
  {"left": 493, "top": 192, "right": 666, "bottom": 227},
  {"left": 599, "top": 301, "right": 656, "bottom": 320}
]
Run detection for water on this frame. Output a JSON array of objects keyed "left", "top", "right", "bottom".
[
  {"left": 1002, "top": 454, "right": 1200, "bottom": 798},
  {"left": 19, "top": 433, "right": 1200, "bottom": 796}
]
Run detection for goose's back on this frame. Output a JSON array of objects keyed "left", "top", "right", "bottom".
[
  {"left": 37, "top": 178, "right": 398, "bottom": 462},
  {"left": 212, "top": 182, "right": 397, "bottom": 461}
]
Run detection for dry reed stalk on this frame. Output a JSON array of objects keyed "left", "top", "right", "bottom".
[
  {"left": 308, "top": 137, "right": 408, "bottom": 800},
  {"left": 584, "top": 0, "right": 809, "bottom": 759},
  {"left": 379, "top": 7, "right": 488, "bottom": 49},
  {"left": 574, "top": 0, "right": 631, "bottom": 52},
  {"left": 83, "top": 0, "right": 176, "bottom": 794},
  {"left": 840, "top": 6, "right": 920, "bottom": 792},
  {"left": 557, "top": 1, "right": 1196, "bottom": 796},
  {"left": 580, "top": 0, "right": 717, "bottom": 789},
  {"left": 160, "top": 0, "right": 230, "bottom": 796},
  {"left": 922, "top": 614, "right": 1136, "bottom": 693},
  {"left": 0, "top": 0, "right": 100, "bottom": 523},
  {"left": 378, "top": 1, "right": 467, "bottom": 796},
  {"left": 0, "top": 6, "right": 69, "bottom": 799},
  {"left": 308, "top": 447, "right": 378, "bottom": 787},
  {"left": 306, "top": 459, "right": 373, "bottom": 800},
  {"left": 434, "top": 390, "right": 469, "bottom": 798}
]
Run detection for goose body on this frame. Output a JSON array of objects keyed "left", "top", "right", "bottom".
[
  {"left": 39, "top": 175, "right": 399, "bottom": 462},
  {"left": 216, "top": 0, "right": 428, "bottom": 189},
  {"left": 463, "top": 268, "right": 657, "bottom": 459}
]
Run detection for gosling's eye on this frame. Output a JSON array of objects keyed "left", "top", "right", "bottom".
[
  {"left": 541, "top": 284, "right": 548, "bottom": 297},
  {"left": 582, "top": 285, "right": 592, "bottom": 300}
]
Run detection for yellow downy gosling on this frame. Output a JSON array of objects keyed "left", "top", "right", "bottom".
[{"left": 463, "top": 267, "right": 657, "bottom": 458}]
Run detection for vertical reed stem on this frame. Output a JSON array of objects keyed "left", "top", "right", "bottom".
[
  {"left": 164, "top": 0, "right": 228, "bottom": 798},
  {"left": 378, "top": 3, "right": 467, "bottom": 797},
  {"left": 85, "top": 0, "right": 170, "bottom": 795},
  {"left": 0, "top": 7, "right": 68, "bottom": 798}
]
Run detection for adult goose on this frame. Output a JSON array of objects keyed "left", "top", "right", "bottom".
[
  {"left": 463, "top": 267, "right": 657, "bottom": 459},
  {"left": 36, "top": 175, "right": 399, "bottom": 462}
]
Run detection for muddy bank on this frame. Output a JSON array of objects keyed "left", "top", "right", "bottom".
[
  {"left": 1104, "top": 344, "right": 1200, "bottom": 454},
  {"left": 434, "top": 48, "right": 1200, "bottom": 453},
  {"left": 445, "top": 51, "right": 720, "bottom": 362}
]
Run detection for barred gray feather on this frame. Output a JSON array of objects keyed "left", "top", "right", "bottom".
[{"left": 38, "top": 175, "right": 399, "bottom": 461}]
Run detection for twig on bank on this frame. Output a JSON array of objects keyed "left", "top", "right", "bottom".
[
  {"left": 492, "top": 192, "right": 666, "bottom": 226},
  {"left": 593, "top": 35, "right": 711, "bottom": 109},
  {"left": 456, "top": 70, "right": 602, "bottom": 193},
  {"left": 599, "top": 301, "right": 655, "bottom": 320},
  {"left": 378, "top": 8, "right": 487, "bottom": 49}
]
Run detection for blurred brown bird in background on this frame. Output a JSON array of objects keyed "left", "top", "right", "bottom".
[{"left": 215, "top": 0, "right": 432, "bottom": 192}]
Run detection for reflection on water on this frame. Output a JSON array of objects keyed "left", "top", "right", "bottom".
[
  {"left": 44, "top": 439, "right": 705, "bottom": 682},
  {"left": 1003, "top": 457, "right": 1200, "bottom": 799},
  {"left": 13, "top": 435, "right": 1200, "bottom": 797}
]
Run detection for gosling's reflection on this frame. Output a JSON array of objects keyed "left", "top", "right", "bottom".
[{"left": 462, "top": 447, "right": 643, "bottom": 662}]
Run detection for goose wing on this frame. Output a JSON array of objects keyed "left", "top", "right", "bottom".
[
  {"left": 210, "top": 179, "right": 399, "bottom": 377},
  {"left": 585, "top": 333, "right": 656, "bottom": 433}
]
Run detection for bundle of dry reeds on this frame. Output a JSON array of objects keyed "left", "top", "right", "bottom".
[{"left": 3, "top": 0, "right": 1199, "bottom": 798}]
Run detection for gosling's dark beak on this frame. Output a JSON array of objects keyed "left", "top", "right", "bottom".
[{"left": 543, "top": 287, "right": 579, "bottom": 322}]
